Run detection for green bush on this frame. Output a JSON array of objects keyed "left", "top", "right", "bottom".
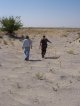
[{"left": 0, "top": 16, "right": 23, "bottom": 36}]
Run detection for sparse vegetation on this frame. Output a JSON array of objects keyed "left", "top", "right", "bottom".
[
  {"left": 36, "top": 72, "right": 44, "bottom": 80},
  {"left": 3, "top": 40, "right": 8, "bottom": 45},
  {"left": 0, "top": 28, "right": 80, "bottom": 106},
  {"left": 10, "top": 41, "right": 14, "bottom": 46},
  {"left": 62, "top": 34, "right": 68, "bottom": 37},
  {"left": 67, "top": 49, "right": 75, "bottom": 55}
]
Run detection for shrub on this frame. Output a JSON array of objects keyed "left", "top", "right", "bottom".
[{"left": 0, "top": 16, "right": 23, "bottom": 36}]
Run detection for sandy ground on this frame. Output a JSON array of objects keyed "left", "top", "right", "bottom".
[{"left": 0, "top": 28, "right": 80, "bottom": 106}]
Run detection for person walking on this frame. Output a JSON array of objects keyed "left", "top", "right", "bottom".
[
  {"left": 40, "top": 35, "right": 51, "bottom": 58},
  {"left": 22, "top": 36, "right": 32, "bottom": 61}
]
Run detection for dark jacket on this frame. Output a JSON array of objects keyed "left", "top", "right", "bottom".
[{"left": 40, "top": 38, "right": 51, "bottom": 48}]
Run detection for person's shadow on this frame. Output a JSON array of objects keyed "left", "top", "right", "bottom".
[
  {"left": 29, "top": 59, "right": 42, "bottom": 62},
  {"left": 45, "top": 56, "right": 60, "bottom": 59}
]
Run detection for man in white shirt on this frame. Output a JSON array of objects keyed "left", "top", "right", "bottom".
[{"left": 22, "top": 36, "right": 32, "bottom": 61}]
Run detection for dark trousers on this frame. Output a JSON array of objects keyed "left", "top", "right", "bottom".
[{"left": 41, "top": 47, "right": 47, "bottom": 58}]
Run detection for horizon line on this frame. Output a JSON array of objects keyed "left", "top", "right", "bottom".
[{"left": 22, "top": 26, "right": 80, "bottom": 29}]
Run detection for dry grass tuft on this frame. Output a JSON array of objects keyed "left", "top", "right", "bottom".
[
  {"left": 10, "top": 41, "right": 14, "bottom": 46},
  {"left": 3, "top": 40, "right": 8, "bottom": 45},
  {"left": 67, "top": 49, "right": 75, "bottom": 55},
  {"left": 36, "top": 72, "right": 44, "bottom": 80},
  {"left": 62, "top": 34, "right": 68, "bottom": 37}
]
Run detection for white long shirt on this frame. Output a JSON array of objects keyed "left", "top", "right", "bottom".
[{"left": 22, "top": 39, "right": 32, "bottom": 48}]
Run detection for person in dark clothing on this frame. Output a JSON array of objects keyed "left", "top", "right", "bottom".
[{"left": 40, "top": 36, "right": 51, "bottom": 58}]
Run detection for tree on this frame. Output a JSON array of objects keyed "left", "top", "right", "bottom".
[{"left": 0, "top": 16, "right": 23, "bottom": 36}]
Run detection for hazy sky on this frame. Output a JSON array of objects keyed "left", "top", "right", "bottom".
[{"left": 0, "top": 0, "right": 80, "bottom": 27}]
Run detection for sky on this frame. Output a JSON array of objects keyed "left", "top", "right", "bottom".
[{"left": 0, "top": 0, "right": 80, "bottom": 28}]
